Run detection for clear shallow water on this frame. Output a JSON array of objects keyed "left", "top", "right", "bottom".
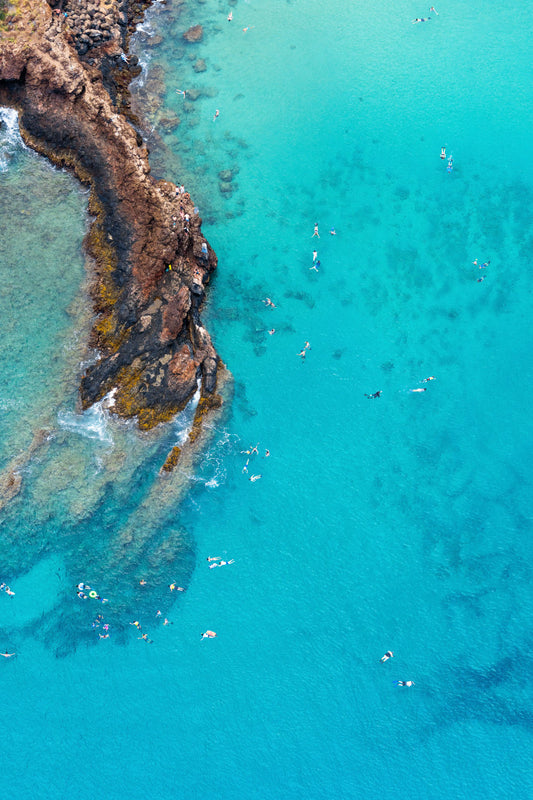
[{"left": 1, "top": 1, "right": 533, "bottom": 798}]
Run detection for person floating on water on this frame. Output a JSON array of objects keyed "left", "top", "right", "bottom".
[
  {"left": 209, "top": 560, "right": 235, "bottom": 569},
  {"left": 380, "top": 651, "right": 394, "bottom": 662},
  {"left": 201, "top": 630, "right": 217, "bottom": 639},
  {"left": 313, "top": 250, "right": 318, "bottom": 262},
  {"left": 249, "top": 474, "right": 262, "bottom": 482},
  {"left": 312, "top": 222, "right": 320, "bottom": 238},
  {"left": 364, "top": 391, "right": 382, "bottom": 399},
  {"left": 207, "top": 556, "right": 222, "bottom": 562},
  {"left": 440, "top": 146, "right": 446, "bottom": 160},
  {"left": 410, "top": 388, "right": 427, "bottom": 393},
  {"left": 412, "top": 17, "right": 430, "bottom": 23},
  {"left": 1, "top": 651, "right": 16, "bottom": 658},
  {"left": 263, "top": 297, "right": 276, "bottom": 307},
  {"left": 395, "top": 680, "right": 415, "bottom": 687},
  {"left": 227, "top": 11, "right": 233, "bottom": 21}
]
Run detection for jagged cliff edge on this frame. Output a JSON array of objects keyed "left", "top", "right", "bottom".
[{"left": 0, "top": 0, "right": 229, "bottom": 472}]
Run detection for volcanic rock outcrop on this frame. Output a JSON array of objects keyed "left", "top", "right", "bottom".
[{"left": 0, "top": 0, "right": 225, "bottom": 442}]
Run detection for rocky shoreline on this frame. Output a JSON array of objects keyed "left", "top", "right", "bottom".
[{"left": 0, "top": 0, "right": 227, "bottom": 464}]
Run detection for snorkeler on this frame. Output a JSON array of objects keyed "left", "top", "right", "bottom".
[
  {"left": 395, "top": 680, "right": 415, "bottom": 687},
  {"left": 380, "top": 651, "right": 394, "bottom": 662},
  {"left": 364, "top": 391, "right": 382, "bottom": 399},
  {"left": 412, "top": 17, "right": 430, "bottom": 23}
]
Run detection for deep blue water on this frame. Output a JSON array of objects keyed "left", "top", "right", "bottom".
[{"left": 1, "top": 1, "right": 533, "bottom": 797}]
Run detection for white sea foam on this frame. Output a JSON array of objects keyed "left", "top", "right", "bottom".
[
  {"left": 173, "top": 381, "right": 201, "bottom": 446},
  {"left": 0, "top": 107, "right": 27, "bottom": 172},
  {"left": 58, "top": 398, "right": 114, "bottom": 445}
]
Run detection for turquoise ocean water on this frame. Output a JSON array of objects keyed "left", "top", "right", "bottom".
[{"left": 1, "top": 1, "right": 533, "bottom": 797}]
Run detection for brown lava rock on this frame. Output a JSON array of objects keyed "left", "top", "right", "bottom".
[
  {"left": 0, "top": 0, "right": 223, "bottom": 438},
  {"left": 182, "top": 24, "right": 203, "bottom": 42}
]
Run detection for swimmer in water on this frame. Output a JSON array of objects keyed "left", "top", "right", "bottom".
[
  {"left": 430, "top": 6, "right": 439, "bottom": 14},
  {"left": 130, "top": 621, "right": 142, "bottom": 629},
  {"left": 77, "top": 582, "right": 90, "bottom": 592},
  {"left": 209, "top": 559, "right": 235, "bottom": 569},
  {"left": 268, "top": 328, "right": 276, "bottom": 335},
  {"left": 380, "top": 651, "right": 394, "bottom": 662},
  {"left": 264, "top": 449, "right": 270, "bottom": 457},
  {"left": 163, "top": 618, "right": 173, "bottom": 626},
  {"left": 213, "top": 109, "right": 220, "bottom": 121},
  {"left": 242, "top": 459, "right": 249, "bottom": 474},
  {"left": 410, "top": 388, "right": 427, "bottom": 393},
  {"left": 364, "top": 391, "right": 382, "bottom": 399},
  {"left": 440, "top": 146, "right": 446, "bottom": 159},
  {"left": 1, "top": 651, "right": 15, "bottom": 658},
  {"left": 264, "top": 297, "right": 276, "bottom": 307},
  {"left": 139, "top": 579, "right": 147, "bottom": 586},
  {"left": 298, "top": 349, "right": 307, "bottom": 359},
  {"left": 312, "top": 223, "right": 320, "bottom": 237},
  {"left": 207, "top": 557, "right": 222, "bottom": 562},
  {"left": 227, "top": 11, "right": 233, "bottom": 21},
  {"left": 310, "top": 261, "right": 320, "bottom": 272},
  {"left": 249, "top": 474, "right": 262, "bottom": 482},
  {"left": 313, "top": 250, "right": 318, "bottom": 262},
  {"left": 447, "top": 156, "right": 453, "bottom": 172},
  {"left": 395, "top": 680, "right": 415, "bottom": 687},
  {"left": 176, "top": 89, "right": 186, "bottom": 97},
  {"left": 481, "top": 260, "right": 490, "bottom": 269},
  {"left": 139, "top": 633, "right": 153, "bottom": 643},
  {"left": 477, "top": 276, "right": 485, "bottom": 283},
  {"left": 304, "top": 341, "right": 311, "bottom": 350},
  {"left": 77, "top": 591, "right": 88, "bottom": 599},
  {"left": 412, "top": 17, "right": 430, "bottom": 23},
  {"left": 250, "top": 444, "right": 259, "bottom": 455},
  {"left": 422, "top": 376, "right": 436, "bottom": 382},
  {"left": 330, "top": 228, "right": 337, "bottom": 235},
  {"left": 201, "top": 630, "right": 217, "bottom": 639}
]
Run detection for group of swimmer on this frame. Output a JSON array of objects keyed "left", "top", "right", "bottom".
[
  {"left": 473, "top": 257, "right": 490, "bottom": 283},
  {"left": 412, "top": 6, "right": 438, "bottom": 23},
  {"left": 440, "top": 145, "right": 454, "bottom": 172},
  {"left": 365, "top": 376, "right": 435, "bottom": 399},
  {"left": 241, "top": 441, "right": 269, "bottom": 482},
  {"left": 380, "top": 651, "right": 415, "bottom": 687},
  {"left": 76, "top": 582, "right": 108, "bottom": 603}
]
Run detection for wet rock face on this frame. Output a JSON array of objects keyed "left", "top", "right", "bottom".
[{"left": 0, "top": 0, "right": 222, "bottom": 431}]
